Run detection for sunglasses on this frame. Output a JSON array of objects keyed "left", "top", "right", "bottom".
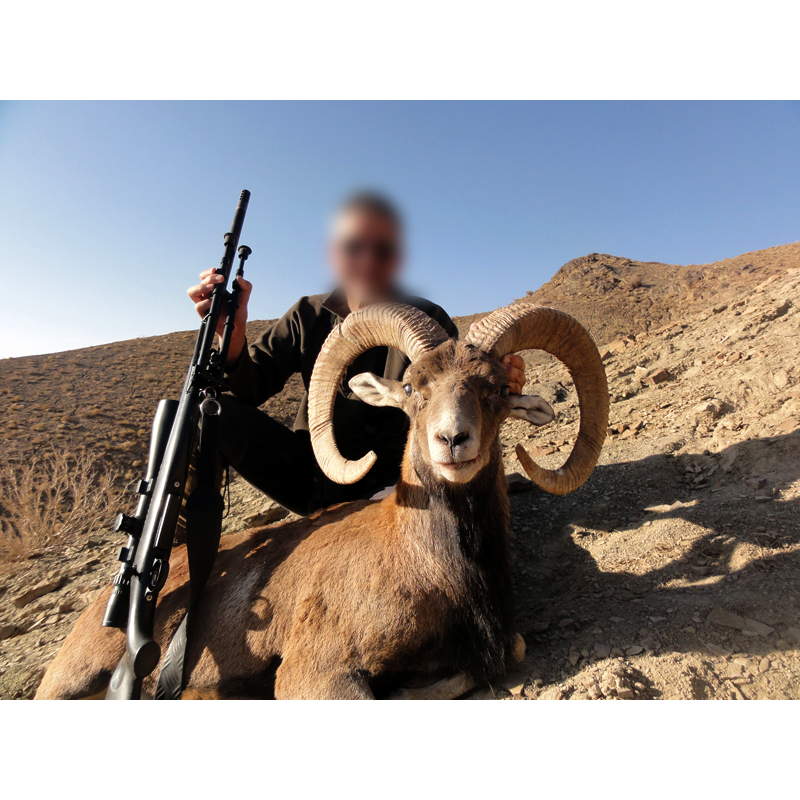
[{"left": 340, "top": 238, "right": 398, "bottom": 262}]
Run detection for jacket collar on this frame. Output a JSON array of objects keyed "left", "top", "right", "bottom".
[{"left": 321, "top": 286, "right": 406, "bottom": 322}]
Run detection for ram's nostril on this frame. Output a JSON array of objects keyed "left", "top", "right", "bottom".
[{"left": 437, "top": 431, "right": 470, "bottom": 447}]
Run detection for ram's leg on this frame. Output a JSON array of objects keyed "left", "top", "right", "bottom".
[
  {"left": 274, "top": 655, "right": 374, "bottom": 700},
  {"left": 35, "top": 587, "right": 126, "bottom": 700},
  {"left": 181, "top": 687, "right": 260, "bottom": 700},
  {"left": 389, "top": 672, "right": 478, "bottom": 700},
  {"left": 389, "top": 633, "right": 526, "bottom": 700},
  {"left": 510, "top": 632, "right": 526, "bottom": 665}
]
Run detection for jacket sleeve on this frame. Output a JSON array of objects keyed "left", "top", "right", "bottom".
[{"left": 224, "top": 299, "right": 306, "bottom": 406}]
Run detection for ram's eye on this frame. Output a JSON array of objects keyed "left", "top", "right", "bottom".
[
  {"left": 403, "top": 383, "right": 413, "bottom": 396},
  {"left": 499, "top": 385, "right": 510, "bottom": 398}
]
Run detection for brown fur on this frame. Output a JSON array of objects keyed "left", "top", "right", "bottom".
[{"left": 37, "top": 341, "right": 522, "bottom": 700}]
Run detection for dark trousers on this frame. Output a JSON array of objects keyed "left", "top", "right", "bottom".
[{"left": 217, "top": 395, "right": 397, "bottom": 516}]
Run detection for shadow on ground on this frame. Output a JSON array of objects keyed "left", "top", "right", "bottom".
[{"left": 508, "top": 431, "right": 800, "bottom": 697}]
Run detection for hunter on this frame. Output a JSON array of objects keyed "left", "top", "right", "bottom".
[{"left": 187, "top": 191, "right": 527, "bottom": 515}]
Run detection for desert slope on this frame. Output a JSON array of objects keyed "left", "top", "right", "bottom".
[{"left": 0, "top": 242, "right": 798, "bottom": 699}]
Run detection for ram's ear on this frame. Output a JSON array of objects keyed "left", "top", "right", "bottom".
[
  {"left": 349, "top": 373, "right": 407, "bottom": 409},
  {"left": 508, "top": 394, "right": 555, "bottom": 426}
]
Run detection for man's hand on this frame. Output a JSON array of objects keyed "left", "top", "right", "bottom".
[
  {"left": 187, "top": 268, "right": 252, "bottom": 365},
  {"left": 502, "top": 353, "right": 527, "bottom": 395}
]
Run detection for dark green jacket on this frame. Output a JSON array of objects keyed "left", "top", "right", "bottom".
[{"left": 225, "top": 290, "right": 458, "bottom": 479}]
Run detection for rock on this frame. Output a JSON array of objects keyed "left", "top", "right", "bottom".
[
  {"left": 786, "top": 627, "right": 800, "bottom": 646},
  {"left": 705, "top": 642, "right": 733, "bottom": 657},
  {"left": 19, "top": 599, "right": 57, "bottom": 618},
  {"left": 744, "top": 477, "right": 766, "bottom": 489},
  {"left": 754, "top": 494, "right": 773, "bottom": 503},
  {"left": 610, "top": 647, "right": 625, "bottom": 658},
  {"left": 568, "top": 652, "right": 579, "bottom": 666},
  {"left": 774, "top": 417, "right": 797, "bottom": 435},
  {"left": 615, "top": 677, "right": 634, "bottom": 699},
  {"left": 243, "top": 505, "right": 290, "bottom": 527},
  {"left": 764, "top": 298, "right": 791, "bottom": 320},
  {"left": 0, "top": 624, "right": 23, "bottom": 641},
  {"left": 587, "top": 684, "right": 603, "bottom": 700},
  {"left": 744, "top": 618, "right": 774, "bottom": 636},
  {"left": 723, "top": 662, "right": 744, "bottom": 679},
  {"left": 694, "top": 398, "right": 727, "bottom": 419},
  {"left": 758, "top": 658, "right": 770, "bottom": 674},
  {"left": 720, "top": 447, "right": 739, "bottom": 473},
  {"left": 772, "top": 369, "right": 789, "bottom": 389},
  {"left": 506, "top": 472, "right": 534, "bottom": 493},
  {"left": 649, "top": 616, "right": 666, "bottom": 623},
  {"left": 538, "top": 687, "right": 565, "bottom": 700},
  {"left": 646, "top": 368, "right": 672, "bottom": 385},
  {"left": 531, "top": 445, "right": 556, "bottom": 456},
  {"left": 707, "top": 608, "right": 748, "bottom": 631},
  {"left": 593, "top": 643, "right": 611, "bottom": 658},
  {"left": 625, "top": 645, "right": 643, "bottom": 656},
  {"left": 12, "top": 576, "right": 65, "bottom": 609},
  {"left": 607, "top": 338, "right": 630, "bottom": 355},
  {"left": 499, "top": 670, "right": 528, "bottom": 697}
]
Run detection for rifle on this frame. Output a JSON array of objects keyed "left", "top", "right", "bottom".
[{"left": 102, "top": 190, "right": 252, "bottom": 699}]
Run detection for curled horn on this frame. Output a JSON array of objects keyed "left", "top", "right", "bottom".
[
  {"left": 309, "top": 303, "right": 450, "bottom": 485},
  {"left": 466, "top": 304, "right": 609, "bottom": 495}
]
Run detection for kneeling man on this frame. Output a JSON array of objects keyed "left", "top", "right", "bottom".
[{"left": 187, "top": 191, "right": 526, "bottom": 515}]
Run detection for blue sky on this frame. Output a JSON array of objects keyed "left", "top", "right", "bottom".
[{"left": 1, "top": 101, "right": 798, "bottom": 359}]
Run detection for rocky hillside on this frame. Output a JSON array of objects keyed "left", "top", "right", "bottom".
[
  {"left": 513, "top": 243, "right": 800, "bottom": 346},
  {"left": 0, "top": 242, "right": 798, "bottom": 699}
]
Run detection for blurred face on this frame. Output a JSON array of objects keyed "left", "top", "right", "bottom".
[{"left": 329, "top": 208, "right": 402, "bottom": 305}]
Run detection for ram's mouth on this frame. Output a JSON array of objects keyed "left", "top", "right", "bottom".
[{"left": 434, "top": 454, "right": 482, "bottom": 472}]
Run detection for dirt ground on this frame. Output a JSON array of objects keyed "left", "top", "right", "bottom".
[{"left": 1, "top": 244, "right": 798, "bottom": 699}]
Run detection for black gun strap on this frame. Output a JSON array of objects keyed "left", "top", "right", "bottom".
[{"left": 155, "top": 410, "right": 224, "bottom": 700}]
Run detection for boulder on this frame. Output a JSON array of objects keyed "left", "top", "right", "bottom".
[
  {"left": 12, "top": 576, "right": 65, "bottom": 609},
  {"left": 646, "top": 369, "right": 672, "bottom": 385}
]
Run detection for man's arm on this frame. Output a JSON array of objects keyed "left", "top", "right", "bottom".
[{"left": 224, "top": 302, "right": 307, "bottom": 407}]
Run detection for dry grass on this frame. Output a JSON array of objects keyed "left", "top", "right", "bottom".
[{"left": 0, "top": 450, "right": 122, "bottom": 558}]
